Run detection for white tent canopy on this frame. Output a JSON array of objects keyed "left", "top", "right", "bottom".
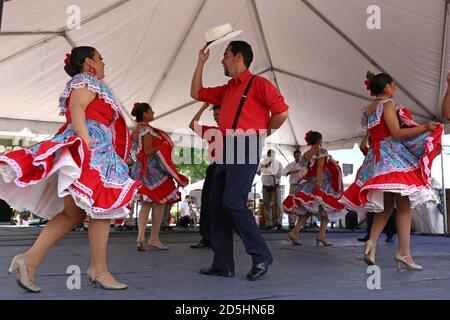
[{"left": 1, "top": 0, "right": 449, "bottom": 151}]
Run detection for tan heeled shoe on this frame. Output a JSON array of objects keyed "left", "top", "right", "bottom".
[
  {"left": 136, "top": 240, "right": 148, "bottom": 252},
  {"left": 394, "top": 253, "right": 423, "bottom": 271},
  {"left": 287, "top": 231, "right": 303, "bottom": 245},
  {"left": 316, "top": 237, "right": 333, "bottom": 247},
  {"left": 148, "top": 240, "right": 169, "bottom": 250},
  {"left": 8, "top": 254, "right": 41, "bottom": 293},
  {"left": 364, "top": 240, "right": 376, "bottom": 265},
  {"left": 86, "top": 269, "right": 127, "bottom": 290}
]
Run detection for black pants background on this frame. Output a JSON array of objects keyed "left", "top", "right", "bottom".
[
  {"left": 179, "top": 216, "right": 190, "bottom": 228},
  {"left": 199, "top": 163, "right": 217, "bottom": 245}
]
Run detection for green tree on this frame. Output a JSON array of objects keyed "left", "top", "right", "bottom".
[{"left": 174, "top": 147, "right": 210, "bottom": 183}]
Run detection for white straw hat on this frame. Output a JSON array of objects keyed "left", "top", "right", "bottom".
[{"left": 204, "top": 23, "right": 242, "bottom": 53}]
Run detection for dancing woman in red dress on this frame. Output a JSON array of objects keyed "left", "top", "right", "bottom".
[
  {"left": 283, "top": 131, "right": 346, "bottom": 246},
  {"left": 1, "top": 47, "right": 141, "bottom": 292},
  {"left": 130, "top": 103, "right": 188, "bottom": 251},
  {"left": 341, "top": 73, "right": 442, "bottom": 270}
]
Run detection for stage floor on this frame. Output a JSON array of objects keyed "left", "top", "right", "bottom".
[{"left": 1, "top": 225, "right": 449, "bottom": 300}]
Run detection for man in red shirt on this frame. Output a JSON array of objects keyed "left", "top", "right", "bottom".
[
  {"left": 189, "top": 102, "right": 221, "bottom": 249},
  {"left": 191, "top": 40, "right": 289, "bottom": 280}
]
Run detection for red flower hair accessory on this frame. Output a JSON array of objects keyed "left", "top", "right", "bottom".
[
  {"left": 365, "top": 71, "right": 375, "bottom": 96},
  {"left": 64, "top": 53, "right": 71, "bottom": 65}
]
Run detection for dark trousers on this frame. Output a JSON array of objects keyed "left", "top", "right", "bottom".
[
  {"left": 199, "top": 163, "right": 217, "bottom": 244},
  {"left": 367, "top": 210, "right": 397, "bottom": 238},
  {"left": 179, "top": 216, "right": 190, "bottom": 228},
  {"left": 209, "top": 135, "right": 271, "bottom": 271}
]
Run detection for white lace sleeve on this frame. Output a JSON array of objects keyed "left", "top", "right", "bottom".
[{"left": 131, "top": 127, "right": 152, "bottom": 162}]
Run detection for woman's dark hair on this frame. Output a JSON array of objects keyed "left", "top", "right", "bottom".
[
  {"left": 369, "top": 73, "right": 393, "bottom": 96},
  {"left": 293, "top": 149, "right": 301, "bottom": 156},
  {"left": 228, "top": 41, "right": 253, "bottom": 68},
  {"left": 64, "top": 46, "right": 96, "bottom": 77},
  {"left": 305, "top": 131, "right": 322, "bottom": 146},
  {"left": 131, "top": 102, "right": 150, "bottom": 122},
  {"left": 212, "top": 105, "right": 221, "bottom": 111}
]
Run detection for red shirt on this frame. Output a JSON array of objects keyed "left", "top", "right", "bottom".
[
  {"left": 198, "top": 69, "right": 289, "bottom": 135},
  {"left": 192, "top": 124, "right": 220, "bottom": 160}
]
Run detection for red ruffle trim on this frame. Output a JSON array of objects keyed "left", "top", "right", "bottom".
[{"left": 1, "top": 136, "right": 141, "bottom": 214}]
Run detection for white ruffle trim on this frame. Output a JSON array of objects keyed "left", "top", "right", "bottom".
[
  {"left": 59, "top": 72, "right": 127, "bottom": 120},
  {"left": 287, "top": 203, "right": 348, "bottom": 221},
  {"left": 0, "top": 149, "right": 136, "bottom": 220},
  {"left": 364, "top": 188, "right": 438, "bottom": 213},
  {"left": 134, "top": 188, "right": 180, "bottom": 205},
  {"left": 284, "top": 196, "right": 348, "bottom": 221}
]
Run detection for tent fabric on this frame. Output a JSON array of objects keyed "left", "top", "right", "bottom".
[{"left": 0, "top": 0, "right": 448, "bottom": 152}]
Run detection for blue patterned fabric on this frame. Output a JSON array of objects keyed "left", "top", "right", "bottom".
[
  {"left": 129, "top": 127, "right": 170, "bottom": 190},
  {"left": 292, "top": 149, "right": 340, "bottom": 198},
  {"left": 30, "top": 120, "right": 132, "bottom": 186},
  {"left": 130, "top": 155, "right": 169, "bottom": 189},
  {"left": 354, "top": 136, "right": 421, "bottom": 186},
  {"left": 356, "top": 101, "right": 432, "bottom": 186}
]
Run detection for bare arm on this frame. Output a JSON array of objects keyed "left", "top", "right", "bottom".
[
  {"left": 132, "top": 127, "right": 140, "bottom": 142},
  {"left": 383, "top": 102, "right": 437, "bottom": 139},
  {"left": 442, "top": 72, "right": 450, "bottom": 120},
  {"left": 267, "top": 111, "right": 289, "bottom": 136},
  {"left": 285, "top": 168, "right": 302, "bottom": 176},
  {"left": 360, "top": 134, "right": 369, "bottom": 149},
  {"left": 359, "top": 133, "right": 369, "bottom": 153},
  {"left": 143, "top": 132, "right": 161, "bottom": 157},
  {"left": 316, "top": 157, "right": 325, "bottom": 184},
  {"left": 189, "top": 102, "right": 209, "bottom": 132},
  {"left": 69, "top": 87, "right": 96, "bottom": 148},
  {"left": 190, "top": 45, "right": 209, "bottom": 100},
  {"left": 314, "top": 157, "right": 325, "bottom": 191}
]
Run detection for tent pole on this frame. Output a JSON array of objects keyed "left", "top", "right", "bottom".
[
  {"left": 440, "top": 137, "right": 448, "bottom": 235},
  {"left": 0, "top": 34, "right": 60, "bottom": 65},
  {"left": 250, "top": 0, "right": 299, "bottom": 146},
  {"left": 274, "top": 145, "right": 289, "bottom": 163},
  {"left": 0, "top": 0, "right": 5, "bottom": 31},
  {"left": 275, "top": 68, "right": 372, "bottom": 102},
  {"left": 275, "top": 68, "right": 431, "bottom": 121},
  {"left": 439, "top": 1, "right": 450, "bottom": 236},
  {"left": 300, "top": 0, "right": 434, "bottom": 119},
  {"left": 63, "top": 33, "right": 76, "bottom": 49},
  {"left": 0, "top": 0, "right": 130, "bottom": 66},
  {"left": 437, "top": 0, "right": 449, "bottom": 119},
  {"left": 0, "top": 31, "right": 63, "bottom": 36},
  {"left": 148, "top": 0, "right": 206, "bottom": 104}
]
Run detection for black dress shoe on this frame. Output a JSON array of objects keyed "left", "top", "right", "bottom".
[
  {"left": 246, "top": 256, "right": 273, "bottom": 281},
  {"left": 276, "top": 224, "right": 283, "bottom": 231},
  {"left": 385, "top": 236, "right": 394, "bottom": 243},
  {"left": 199, "top": 267, "right": 235, "bottom": 278},
  {"left": 190, "top": 241, "right": 211, "bottom": 249}
]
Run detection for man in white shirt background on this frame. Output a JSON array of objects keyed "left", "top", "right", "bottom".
[
  {"left": 282, "top": 149, "right": 305, "bottom": 229},
  {"left": 179, "top": 195, "right": 191, "bottom": 228},
  {"left": 257, "top": 149, "right": 284, "bottom": 230}
]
